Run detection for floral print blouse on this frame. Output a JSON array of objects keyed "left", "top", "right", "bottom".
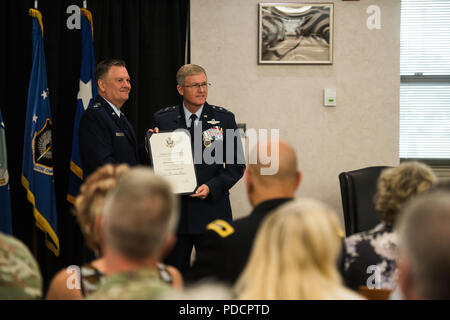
[{"left": 342, "top": 222, "right": 398, "bottom": 291}]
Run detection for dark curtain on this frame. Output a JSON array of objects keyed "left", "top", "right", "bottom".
[{"left": 0, "top": 0, "right": 189, "bottom": 294}]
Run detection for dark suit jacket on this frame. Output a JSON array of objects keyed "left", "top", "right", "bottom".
[
  {"left": 79, "top": 96, "right": 138, "bottom": 178},
  {"left": 152, "top": 102, "right": 245, "bottom": 234},
  {"left": 185, "top": 198, "right": 293, "bottom": 285}
]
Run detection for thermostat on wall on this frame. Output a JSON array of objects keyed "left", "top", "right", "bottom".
[{"left": 324, "top": 88, "right": 336, "bottom": 107}]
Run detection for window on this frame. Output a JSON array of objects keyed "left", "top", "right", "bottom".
[{"left": 400, "top": 0, "right": 450, "bottom": 162}]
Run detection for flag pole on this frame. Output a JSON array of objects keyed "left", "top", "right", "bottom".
[{"left": 32, "top": 0, "right": 40, "bottom": 260}]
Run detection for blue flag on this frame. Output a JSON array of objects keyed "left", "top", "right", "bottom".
[
  {"left": 67, "top": 8, "right": 97, "bottom": 204},
  {"left": 22, "top": 9, "right": 59, "bottom": 256},
  {"left": 0, "top": 108, "right": 12, "bottom": 235}
]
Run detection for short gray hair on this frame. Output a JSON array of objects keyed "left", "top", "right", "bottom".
[
  {"left": 103, "top": 167, "right": 178, "bottom": 260},
  {"left": 176, "top": 64, "right": 207, "bottom": 86},
  {"left": 397, "top": 190, "right": 450, "bottom": 299}
]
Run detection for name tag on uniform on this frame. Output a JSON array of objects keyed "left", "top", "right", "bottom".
[{"left": 116, "top": 132, "right": 125, "bottom": 136}]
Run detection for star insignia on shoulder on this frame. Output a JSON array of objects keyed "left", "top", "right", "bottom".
[
  {"left": 157, "top": 106, "right": 176, "bottom": 114},
  {"left": 211, "top": 105, "right": 230, "bottom": 114}
]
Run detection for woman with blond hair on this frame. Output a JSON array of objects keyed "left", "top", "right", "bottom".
[
  {"left": 234, "top": 198, "right": 361, "bottom": 300},
  {"left": 343, "top": 161, "right": 437, "bottom": 291},
  {"left": 46, "top": 164, "right": 183, "bottom": 299}
]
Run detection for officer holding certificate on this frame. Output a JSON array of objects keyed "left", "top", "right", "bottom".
[{"left": 150, "top": 64, "right": 245, "bottom": 273}]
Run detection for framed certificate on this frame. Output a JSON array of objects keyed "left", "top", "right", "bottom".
[{"left": 146, "top": 130, "right": 197, "bottom": 195}]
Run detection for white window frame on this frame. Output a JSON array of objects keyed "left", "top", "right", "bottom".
[{"left": 400, "top": 0, "right": 450, "bottom": 167}]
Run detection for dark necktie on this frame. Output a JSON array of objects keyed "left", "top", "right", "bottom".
[
  {"left": 189, "top": 114, "right": 198, "bottom": 140},
  {"left": 118, "top": 113, "right": 127, "bottom": 130}
]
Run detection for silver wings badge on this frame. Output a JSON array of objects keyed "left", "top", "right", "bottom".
[{"left": 207, "top": 119, "right": 220, "bottom": 125}]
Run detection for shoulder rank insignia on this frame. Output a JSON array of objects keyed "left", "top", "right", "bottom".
[
  {"left": 157, "top": 106, "right": 176, "bottom": 114},
  {"left": 206, "top": 219, "right": 234, "bottom": 238},
  {"left": 211, "top": 105, "right": 230, "bottom": 114}
]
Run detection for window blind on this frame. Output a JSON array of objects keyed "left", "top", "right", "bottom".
[
  {"left": 400, "top": 0, "right": 450, "bottom": 75},
  {"left": 400, "top": 0, "right": 450, "bottom": 159}
]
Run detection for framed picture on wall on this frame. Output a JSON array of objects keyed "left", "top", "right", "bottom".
[{"left": 258, "top": 3, "right": 333, "bottom": 64}]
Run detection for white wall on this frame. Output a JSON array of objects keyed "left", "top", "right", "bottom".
[{"left": 191, "top": 0, "right": 400, "bottom": 227}]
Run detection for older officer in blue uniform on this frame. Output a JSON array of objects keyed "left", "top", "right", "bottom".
[
  {"left": 79, "top": 59, "right": 138, "bottom": 178},
  {"left": 151, "top": 64, "right": 245, "bottom": 273}
]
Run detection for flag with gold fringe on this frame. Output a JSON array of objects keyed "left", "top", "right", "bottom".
[
  {"left": 22, "top": 9, "right": 59, "bottom": 256},
  {"left": 67, "top": 8, "right": 97, "bottom": 204}
]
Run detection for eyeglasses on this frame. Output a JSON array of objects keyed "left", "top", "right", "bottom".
[{"left": 183, "top": 82, "right": 211, "bottom": 89}]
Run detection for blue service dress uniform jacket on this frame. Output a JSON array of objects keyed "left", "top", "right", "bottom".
[
  {"left": 79, "top": 96, "right": 139, "bottom": 178},
  {"left": 152, "top": 102, "right": 245, "bottom": 234}
]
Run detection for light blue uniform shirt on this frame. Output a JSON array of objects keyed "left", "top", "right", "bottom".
[
  {"left": 183, "top": 104, "right": 203, "bottom": 127},
  {"left": 104, "top": 97, "right": 122, "bottom": 117}
]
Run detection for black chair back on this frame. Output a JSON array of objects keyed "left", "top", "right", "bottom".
[{"left": 339, "top": 166, "right": 391, "bottom": 236}]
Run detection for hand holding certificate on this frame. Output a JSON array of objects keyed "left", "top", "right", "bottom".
[{"left": 146, "top": 130, "right": 197, "bottom": 194}]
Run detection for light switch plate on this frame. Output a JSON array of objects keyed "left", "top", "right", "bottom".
[{"left": 324, "top": 88, "right": 336, "bottom": 107}]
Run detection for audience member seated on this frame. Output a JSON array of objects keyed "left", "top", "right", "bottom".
[
  {"left": 0, "top": 232, "right": 43, "bottom": 299},
  {"left": 46, "top": 164, "right": 181, "bottom": 299},
  {"left": 342, "top": 162, "right": 436, "bottom": 291},
  {"left": 186, "top": 140, "right": 301, "bottom": 285},
  {"left": 397, "top": 190, "right": 450, "bottom": 299},
  {"left": 234, "top": 198, "right": 362, "bottom": 300},
  {"left": 86, "top": 167, "right": 181, "bottom": 300}
]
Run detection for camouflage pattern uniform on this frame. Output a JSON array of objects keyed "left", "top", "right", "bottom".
[
  {"left": 86, "top": 268, "right": 173, "bottom": 300},
  {"left": 0, "top": 232, "right": 42, "bottom": 299}
]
